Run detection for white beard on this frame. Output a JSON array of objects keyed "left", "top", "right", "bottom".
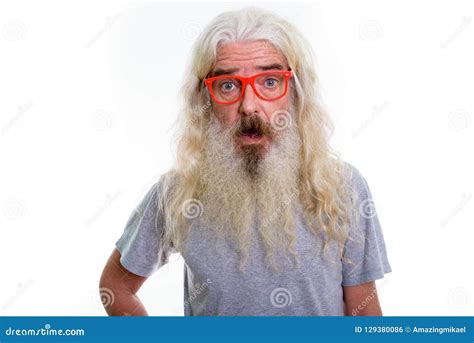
[{"left": 196, "top": 112, "right": 301, "bottom": 270}]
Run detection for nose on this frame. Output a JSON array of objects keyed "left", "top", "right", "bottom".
[{"left": 239, "top": 84, "right": 260, "bottom": 117}]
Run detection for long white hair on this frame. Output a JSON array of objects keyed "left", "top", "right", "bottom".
[{"left": 159, "top": 7, "right": 357, "bottom": 271}]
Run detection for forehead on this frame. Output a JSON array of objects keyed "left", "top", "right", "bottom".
[{"left": 213, "top": 40, "right": 287, "bottom": 71}]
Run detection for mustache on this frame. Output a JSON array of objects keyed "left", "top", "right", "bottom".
[{"left": 233, "top": 115, "right": 274, "bottom": 137}]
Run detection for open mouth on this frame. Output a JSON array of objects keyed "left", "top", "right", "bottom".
[
  {"left": 235, "top": 116, "right": 272, "bottom": 145},
  {"left": 240, "top": 127, "right": 263, "bottom": 139}
]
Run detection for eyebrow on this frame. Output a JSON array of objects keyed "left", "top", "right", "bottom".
[
  {"left": 210, "top": 63, "right": 286, "bottom": 77},
  {"left": 211, "top": 67, "right": 240, "bottom": 77},
  {"left": 256, "top": 63, "right": 285, "bottom": 71}
]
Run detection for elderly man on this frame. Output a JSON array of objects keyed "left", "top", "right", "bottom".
[{"left": 100, "top": 7, "right": 391, "bottom": 316}]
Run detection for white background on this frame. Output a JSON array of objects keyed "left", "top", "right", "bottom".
[{"left": 0, "top": 0, "right": 473, "bottom": 316}]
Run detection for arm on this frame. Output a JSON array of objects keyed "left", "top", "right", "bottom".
[
  {"left": 343, "top": 281, "right": 382, "bottom": 316},
  {"left": 99, "top": 248, "right": 149, "bottom": 316}
]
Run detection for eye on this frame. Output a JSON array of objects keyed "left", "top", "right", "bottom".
[
  {"left": 220, "top": 81, "right": 237, "bottom": 92},
  {"left": 264, "top": 78, "right": 278, "bottom": 88}
]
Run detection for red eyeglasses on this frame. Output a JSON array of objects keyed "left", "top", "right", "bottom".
[{"left": 204, "top": 70, "right": 293, "bottom": 105}]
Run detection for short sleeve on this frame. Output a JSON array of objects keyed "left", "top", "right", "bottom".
[
  {"left": 341, "top": 164, "right": 392, "bottom": 286},
  {"left": 115, "top": 178, "right": 172, "bottom": 277}
]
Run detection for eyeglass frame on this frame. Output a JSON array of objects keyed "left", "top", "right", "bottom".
[{"left": 204, "top": 70, "right": 293, "bottom": 105}]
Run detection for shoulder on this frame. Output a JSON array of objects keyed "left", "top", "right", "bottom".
[
  {"left": 132, "top": 170, "right": 178, "bottom": 216},
  {"left": 144, "top": 170, "right": 181, "bottom": 197},
  {"left": 342, "top": 161, "right": 371, "bottom": 199}
]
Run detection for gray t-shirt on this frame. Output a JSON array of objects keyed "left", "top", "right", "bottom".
[{"left": 115, "top": 163, "right": 392, "bottom": 316}]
